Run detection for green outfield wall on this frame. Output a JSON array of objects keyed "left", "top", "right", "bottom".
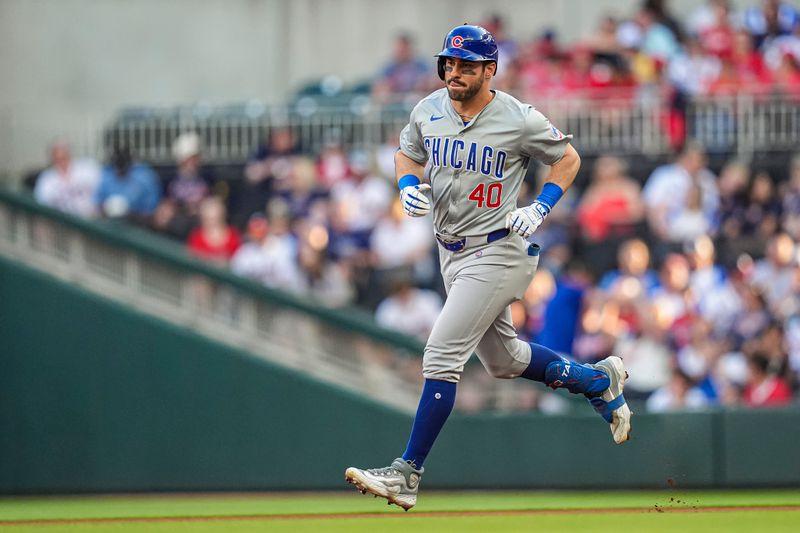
[{"left": 0, "top": 257, "right": 798, "bottom": 494}]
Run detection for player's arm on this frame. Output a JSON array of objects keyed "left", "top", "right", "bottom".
[
  {"left": 507, "top": 111, "right": 579, "bottom": 238},
  {"left": 396, "top": 118, "right": 432, "bottom": 218},
  {"left": 543, "top": 143, "right": 581, "bottom": 194},
  {"left": 395, "top": 150, "right": 426, "bottom": 184}
]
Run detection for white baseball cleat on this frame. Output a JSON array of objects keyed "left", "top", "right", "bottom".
[
  {"left": 587, "top": 356, "right": 632, "bottom": 444},
  {"left": 345, "top": 458, "right": 423, "bottom": 511}
]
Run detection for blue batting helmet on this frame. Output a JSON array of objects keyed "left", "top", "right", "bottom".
[{"left": 435, "top": 24, "right": 498, "bottom": 80}]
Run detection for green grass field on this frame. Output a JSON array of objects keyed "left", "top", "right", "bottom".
[{"left": 1, "top": 490, "right": 798, "bottom": 532}]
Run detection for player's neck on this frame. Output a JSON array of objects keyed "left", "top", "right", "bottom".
[{"left": 450, "top": 89, "right": 495, "bottom": 120}]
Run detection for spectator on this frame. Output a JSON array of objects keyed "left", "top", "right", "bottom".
[
  {"left": 296, "top": 243, "right": 354, "bottom": 307},
  {"left": 187, "top": 196, "right": 242, "bottom": 264},
  {"left": 34, "top": 140, "right": 100, "bottom": 218},
  {"left": 730, "top": 29, "right": 771, "bottom": 88},
  {"left": 375, "top": 131, "right": 401, "bottom": 180},
  {"left": 741, "top": 0, "right": 799, "bottom": 48},
  {"left": 375, "top": 275, "right": 443, "bottom": 341},
  {"left": 771, "top": 51, "right": 800, "bottom": 94},
  {"left": 276, "top": 157, "right": 328, "bottom": 221},
  {"left": 371, "top": 33, "right": 430, "bottom": 101},
  {"left": 731, "top": 285, "right": 771, "bottom": 350},
  {"left": 95, "top": 146, "right": 160, "bottom": 221},
  {"left": 637, "top": 6, "right": 681, "bottom": 62},
  {"left": 230, "top": 127, "right": 298, "bottom": 229},
  {"left": 644, "top": 0, "right": 685, "bottom": 43},
  {"left": 646, "top": 369, "right": 710, "bottom": 412},
  {"left": 642, "top": 142, "right": 719, "bottom": 244},
  {"left": 598, "top": 238, "right": 660, "bottom": 297},
  {"left": 688, "top": 236, "right": 742, "bottom": 334},
  {"left": 329, "top": 150, "right": 394, "bottom": 234},
  {"left": 232, "top": 211, "right": 304, "bottom": 291},
  {"left": 687, "top": 0, "right": 732, "bottom": 37},
  {"left": 152, "top": 132, "right": 213, "bottom": 240},
  {"left": 535, "top": 260, "right": 593, "bottom": 354},
  {"left": 651, "top": 253, "right": 693, "bottom": 333},
  {"left": 668, "top": 182, "right": 714, "bottom": 245},
  {"left": 370, "top": 197, "right": 435, "bottom": 276},
  {"left": 576, "top": 155, "right": 644, "bottom": 243},
  {"left": 750, "top": 232, "right": 796, "bottom": 311},
  {"left": 698, "top": 0, "right": 735, "bottom": 58},
  {"left": 316, "top": 136, "right": 351, "bottom": 189},
  {"left": 743, "top": 170, "right": 782, "bottom": 241},
  {"left": 585, "top": 15, "right": 624, "bottom": 57},
  {"left": 667, "top": 37, "right": 721, "bottom": 97},
  {"left": 781, "top": 155, "right": 800, "bottom": 240},
  {"left": 168, "top": 132, "right": 212, "bottom": 213},
  {"left": 717, "top": 159, "right": 751, "bottom": 241},
  {"left": 742, "top": 352, "right": 792, "bottom": 406}
]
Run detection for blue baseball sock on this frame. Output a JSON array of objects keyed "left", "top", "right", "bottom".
[
  {"left": 520, "top": 342, "right": 609, "bottom": 396},
  {"left": 401, "top": 379, "right": 456, "bottom": 469}
]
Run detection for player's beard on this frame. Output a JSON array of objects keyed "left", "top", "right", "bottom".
[{"left": 446, "top": 75, "right": 484, "bottom": 102}]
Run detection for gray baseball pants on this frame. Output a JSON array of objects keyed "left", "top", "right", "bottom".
[{"left": 423, "top": 233, "right": 539, "bottom": 382}]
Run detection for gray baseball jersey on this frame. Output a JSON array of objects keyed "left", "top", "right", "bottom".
[
  {"left": 399, "top": 88, "right": 572, "bottom": 238},
  {"left": 398, "top": 89, "right": 573, "bottom": 383}
]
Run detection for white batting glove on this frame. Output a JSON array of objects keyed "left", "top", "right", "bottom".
[
  {"left": 400, "top": 183, "right": 432, "bottom": 217},
  {"left": 505, "top": 201, "right": 550, "bottom": 238}
]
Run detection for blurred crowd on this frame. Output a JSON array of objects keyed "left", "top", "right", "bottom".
[
  {"left": 26, "top": 0, "right": 800, "bottom": 413},
  {"left": 375, "top": 0, "right": 800, "bottom": 101},
  {"left": 373, "top": 0, "right": 800, "bottom": 149}
]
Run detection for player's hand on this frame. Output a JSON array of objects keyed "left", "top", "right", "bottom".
[
  {"left": 400, "top": 183, "right": 432, "bottom": 217},
  {"left": 505, "top": 201, "right": 550, "bottom": 238}
]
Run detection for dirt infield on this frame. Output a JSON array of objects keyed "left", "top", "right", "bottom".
[{"left": 2, "top": 505, "right": 798, "bottom": 526}]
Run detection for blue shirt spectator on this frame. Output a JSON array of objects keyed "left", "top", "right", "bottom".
[{"left": 95, "top": 147, "right": 160, "bottom": 217}]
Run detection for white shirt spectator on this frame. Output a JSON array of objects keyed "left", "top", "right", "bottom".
[
  {"left": 230, "top": 235, "right": 305, "bottom": 293},
  {"left": 643, "top": 163, "right": 719, "bottom": 232},
  {"left": 667, "top": 51, "right": 721, "bottom": 96},
  {"left": 612, "top": 334, "right": 673, "bottom": 393},
  {"left": 764, "top": 33, "right": 800, "bottom": 70},
  {"left": 330, "top": 175, "right": 394, "bottom": 232},
  {"left": 375, "top": 287, "right": 443, "bottom": 341},
  {"left": 646, "top": 383, "right": 709, "bottom": 412},
  {"left": 34, "top": 158, "right": 100, "bottom": 218},
  {"left": 371, "top": 212, "right": 434, "bottom": 269}
]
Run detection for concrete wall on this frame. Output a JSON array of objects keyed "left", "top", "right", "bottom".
[{"left": 0, "top": 0, "right": 794, "bottom": 176}]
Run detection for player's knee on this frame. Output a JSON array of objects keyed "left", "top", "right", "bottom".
[
  {"left": 483, "top": 361, "right": 520, "bottom": 379},
  {"left": 422, "top": 369, "right": 461, "bottom": 383}
]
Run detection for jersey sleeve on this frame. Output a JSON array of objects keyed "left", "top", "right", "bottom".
[
  {"left": 520, "top": 107, "right": 573, "bottom": 165},
  {"left": 399, "top": 106, "right": 429, "bottom": 165}
]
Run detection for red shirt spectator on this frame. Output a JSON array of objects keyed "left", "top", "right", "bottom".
[
  {"left": 188, "top": 227, "right": 242, "bottom": 262},
  {"left": 187, "top": 196, "right": 242, "bottom": 263},
  {"left": 699, "top": 2, "right": 735, "bottom": 58},
  {"left": 742, "top": 354, "right": 792, "bottom": 407},
  {"left": 730, "top": 30, "right": 771, "bottom": 89}
]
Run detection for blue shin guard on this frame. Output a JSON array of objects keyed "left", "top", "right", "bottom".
[
  {"left": 520, "top": 343, "right": 610, "bottom": 397},
  {"left": 543, "top": 360, "right": 610, "bottom": 396}
]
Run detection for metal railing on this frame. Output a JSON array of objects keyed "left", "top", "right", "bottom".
[
  {"left": 688, "top": 92, "right": 800, "bottom": 155},
  {"left": 101, "top": 91, "right": 800, "bottom": 165}
]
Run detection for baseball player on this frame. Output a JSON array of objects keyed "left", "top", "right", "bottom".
[{"left": 345, "top": 24, "right": 632, "bottom": 510}]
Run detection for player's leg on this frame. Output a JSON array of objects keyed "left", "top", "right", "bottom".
[
  {"left": 471, "top": 239, "right": 631, "bottom": 442},
  {"left": 475, "top": 311, "right": 632, "bottom": 443},
  {"left": 474, "top": 307, "right": 605, "bottom": 393},
  {"left": 346, "top": 244, "right": 524, "bottom": 507},
  {"left": 401, "top": 265, "right": 520, "bottom": 468}
]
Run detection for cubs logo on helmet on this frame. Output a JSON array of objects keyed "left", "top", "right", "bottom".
[{"left": 435, "top": 24, "right": 499, "bottom": 80}]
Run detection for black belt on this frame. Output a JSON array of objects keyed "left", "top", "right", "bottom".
[{"left": 436, "top": 228, "right": 510, "bottom": 252}]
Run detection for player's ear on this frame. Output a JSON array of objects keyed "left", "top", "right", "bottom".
[{"left": 485, "top": 62, "right": 496, "bottom": 78}]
